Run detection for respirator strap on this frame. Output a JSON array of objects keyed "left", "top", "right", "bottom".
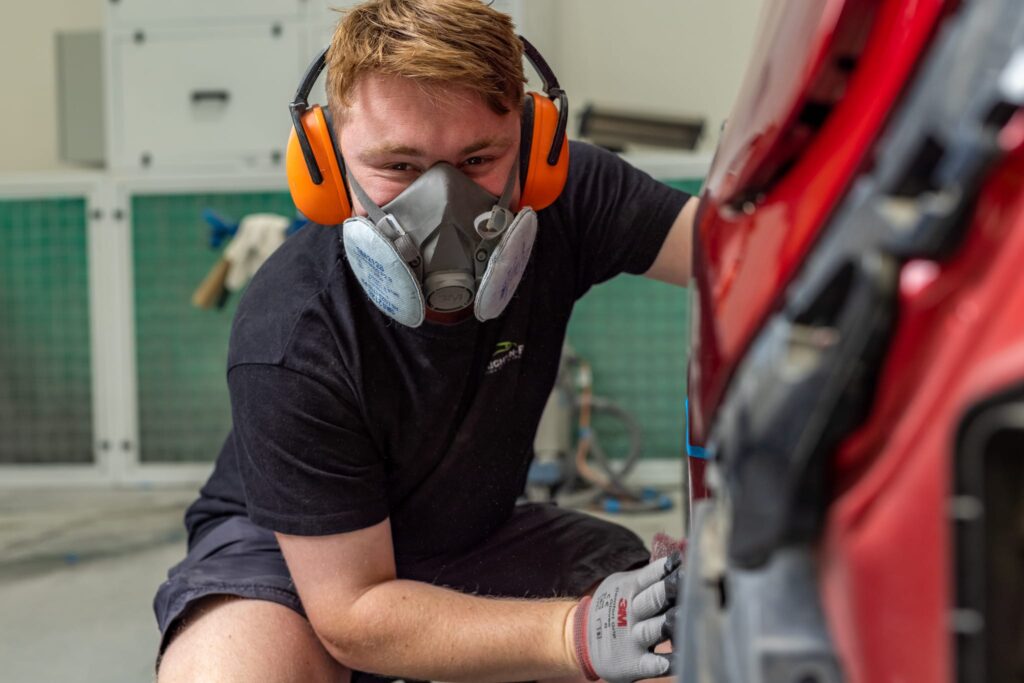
[
  {"left": 475, "top": 162, "right": 519, "bottom": 240},
  {"left": 347, "top": 172, "right": 386, "bottom": 224}
]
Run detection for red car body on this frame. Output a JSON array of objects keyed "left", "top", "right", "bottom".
[{"left": 684, "top": 0, "right": 1024, "bottom": 680}]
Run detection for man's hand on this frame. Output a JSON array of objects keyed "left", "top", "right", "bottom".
[{"left": 572, "top": 553, "right": 682, "bottom": 682}]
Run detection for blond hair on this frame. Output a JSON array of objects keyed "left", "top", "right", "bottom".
[{"left": 326, "top": 0, "right": 525, "bottom": 119}]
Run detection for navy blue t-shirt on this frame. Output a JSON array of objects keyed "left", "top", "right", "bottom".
[{"left": 187, "top": 141, "right": 689, "bottom": 563}]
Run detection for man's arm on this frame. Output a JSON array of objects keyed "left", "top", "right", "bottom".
[
  {"left": 277, "top": 519, "right": 582, "bottom": 682},
  {"left": 644, "top": 195, "right": 699, "bottom": 286}
]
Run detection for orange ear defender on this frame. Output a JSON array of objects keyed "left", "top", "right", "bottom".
[
  {"left": 286, "top": 50, "right": 353, "bottom": 226},
  {"left": 286, "top": 36, "right": 569, "bottom": 224},
  {"left": 517, "top": 37, "right": 570, "bottom": 211}
]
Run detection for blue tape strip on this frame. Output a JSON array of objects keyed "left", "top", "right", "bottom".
[{"left": 685, "top": 398, "right": 710, "bottom": 460}]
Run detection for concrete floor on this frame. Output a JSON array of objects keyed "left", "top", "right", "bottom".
[{"left": 0, "top": 484, "right": 685, "bottom": 683}]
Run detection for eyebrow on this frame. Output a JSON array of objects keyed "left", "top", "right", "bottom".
[
  {"left": 361, "top": 136, "right": 515, "bottom": 160},
  {"left": 459, "top": 136, "right": 514, "bottom": 155}
]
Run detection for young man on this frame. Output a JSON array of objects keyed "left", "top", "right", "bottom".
[{"left": 154, "top": 1, "right": 698, "bottom": 681}]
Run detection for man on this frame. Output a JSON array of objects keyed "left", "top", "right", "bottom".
[{"left": 154, "top": 0, "right": 698, "bottom": 681}]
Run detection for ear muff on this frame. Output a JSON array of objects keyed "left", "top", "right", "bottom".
[
  {"left": 286, "top": 46, "right": 353, "bottom": 225},
  {"left": 287, "top": 38, "right": 568, "bottom": 219},
  {"left": 517, "top": 37, "right": 569, "bottom": 212},
  {"left": 286, "top": 105, "right": 352, "bottom": 225},
  {"left": 518, "top": 91, "right": 569, "bottom": 211}
]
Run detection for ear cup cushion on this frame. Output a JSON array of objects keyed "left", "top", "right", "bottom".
[
  {"left": 321, "top": 109, "right": 353, "bottom": 212},
  {"left": 286, "top": 106, "right": 352, "bottom": 225},
  {"left": 518, "top": 94, "right": 536, "bottom": 200},
  {"left": 518, "top": 92, "right": 569, "bottom": 211}
]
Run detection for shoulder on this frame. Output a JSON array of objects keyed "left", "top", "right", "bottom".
[
  {"left": 544, "top": 140, "right": 686, "bottom": 224},
  {"left": 227, "top": 224, "right": 345, "bottom": 368},
  {"left": 565, "top": 140, "right": 623, "bottom": 178},
  {"left": 554, "top": 141, "right": 666, "bottom": 210}
]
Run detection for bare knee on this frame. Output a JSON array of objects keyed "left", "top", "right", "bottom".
[{"left": 158, "top": 595, "right": 350, "bottom": 683}]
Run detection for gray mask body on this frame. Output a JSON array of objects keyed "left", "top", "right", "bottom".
[{"left": 342, "top": 162, "right": 537, "bottom": 327}]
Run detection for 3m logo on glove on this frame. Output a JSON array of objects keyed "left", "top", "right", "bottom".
[
  {"left": 573, "top": 553, "right": 680, "bottom": 682},
  {"left": 617, "top": 598, "right": 629, "bottom": 628}
]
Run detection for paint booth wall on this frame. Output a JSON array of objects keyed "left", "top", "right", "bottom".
[{"left": 546, "top": 0, "right": 762, "bottom": 151}]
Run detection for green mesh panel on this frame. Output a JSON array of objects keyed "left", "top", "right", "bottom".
[
  {"left": 665, "top": 178, "right": 704, "bottom": 196},
  {"left": 566, "top": 176, "right": 700, "bottom": 461},
  {"left": 568, "top": 276, "right": 689, "bottom": 460},
  {"left": 0, "top": 198, "right": 93, "bottom": 464},
  {"left": 132, "top": 192, "right": 296, "bottom": 463}
]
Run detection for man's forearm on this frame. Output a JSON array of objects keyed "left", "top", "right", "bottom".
[{"left": 317, "top": 578, "right": 582, "bottom": 681}]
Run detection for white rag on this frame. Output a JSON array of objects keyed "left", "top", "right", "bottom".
[{"left": 223, "top": 213, "right": 290, "bottom": 291}]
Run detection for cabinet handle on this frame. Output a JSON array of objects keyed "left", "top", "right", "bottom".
[{"left": 191, "top": 90, "right": 231, "bottom": 104}]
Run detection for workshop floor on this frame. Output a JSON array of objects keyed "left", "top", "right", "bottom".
[{"left": 0, "top": 484, "right": 685, "bottom": 683}]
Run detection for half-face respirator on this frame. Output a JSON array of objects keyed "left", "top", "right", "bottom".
[{"left": 343, "top": 161, "right": 537, "bottom": 327}]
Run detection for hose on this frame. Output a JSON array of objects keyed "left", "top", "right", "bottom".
[{"left": 568, "top": 358, "right": 650, "bottom": 504}]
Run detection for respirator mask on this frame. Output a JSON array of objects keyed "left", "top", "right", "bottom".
[{"left": 341, "top": 162, "right": 538, "bottom": 327}]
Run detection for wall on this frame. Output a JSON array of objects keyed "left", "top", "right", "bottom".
[
  {"left": 548, "top": 0, "right": 762, "bottom": 151},
  {"left": 0, "top": 1, "right": 762, "bottom": 173},
  {"left": 0, "top": 1, "right": 103, "bottom": 173}
]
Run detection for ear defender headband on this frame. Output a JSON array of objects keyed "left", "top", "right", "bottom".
[{"left": 286, "top": 36, "right": 569, "bottom": 226}]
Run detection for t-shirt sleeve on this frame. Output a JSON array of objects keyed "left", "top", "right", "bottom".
[
  {"left": 559, "top": 143, "right": 691, "bottom": 297},
  {"left": 228, "top": 362, "right": 389, "bottom": 536}
]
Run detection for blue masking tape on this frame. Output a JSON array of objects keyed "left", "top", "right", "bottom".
[{"left": 685, "top": 398, "right": 710, "bottom": 460}]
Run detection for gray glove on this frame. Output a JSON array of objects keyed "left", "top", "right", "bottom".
[{"left": 573, "top": 553, "right": 682, "bottom": 682}]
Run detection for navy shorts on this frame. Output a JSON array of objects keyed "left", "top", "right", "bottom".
[{"left": 153, "top": 502, "right": 649, "bottom": 679}]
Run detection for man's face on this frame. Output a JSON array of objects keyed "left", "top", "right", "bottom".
[{"left": 336, "top": 73, "right": 522, "bottom": 213}]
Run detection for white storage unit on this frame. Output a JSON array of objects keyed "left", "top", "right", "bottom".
[
  {"left": 107, "top": 23, "right": 305, "bottom": 171},
  {"left": 103, "top": 0, "right": 353, "bottom": 172}
]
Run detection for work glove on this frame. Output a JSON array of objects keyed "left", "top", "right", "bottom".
[
  {"left": 573, "top": 552, "right": 682, "bottom": 682},
  {"left": 223, "top": 213, "right": 290, "bottom": 292}
]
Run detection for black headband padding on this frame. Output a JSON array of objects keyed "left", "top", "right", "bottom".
[
  {"left": 518, "top": 36, "right": 567, "bottom": 167},
  {"left": 290, "top": 45, "right": 331, "bottom": 184},
  {"left": 294, "top": 45, "right": 329, "bottom": 104},
  {"left": 519, "top": 36, "right": 560, "bottom": 94}
]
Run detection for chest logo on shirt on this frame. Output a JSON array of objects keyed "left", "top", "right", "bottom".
[{"left": 486, "top": 340, "right": 525, "bottom": 375}]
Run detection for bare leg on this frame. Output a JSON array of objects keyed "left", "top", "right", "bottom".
[{"left": 157, "top": 595, "right": 350, "bottom": 683}]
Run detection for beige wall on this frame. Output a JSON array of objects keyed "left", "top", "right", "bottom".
[
  {"left": 0, "top": 0, "right": 760, "bottom": 173},
  {"left": 547, "top": 0, "right": 762, "bottom": 151},
  {"left": 0, "top": 1, "right": 103, "bottom": 172}
]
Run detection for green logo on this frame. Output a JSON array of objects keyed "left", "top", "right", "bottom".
[
  {"left": 493, "top": 341, "right": 516, "bottom": 356},
  {"left": 487, "top": 341, "right": 525, "bottom": 374}
]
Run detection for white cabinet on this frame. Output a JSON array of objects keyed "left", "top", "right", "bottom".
[
  {"left": 103, "top": 1, "right": 353, "bottom": 172},
  {"left": 108, "top": 23, "right": 305, "bottom": 171}
]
